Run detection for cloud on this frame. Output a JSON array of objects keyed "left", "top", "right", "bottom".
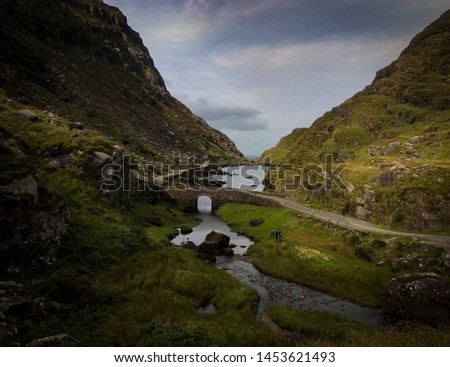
[
  {"left": 149, "top": 12, "right": 212, "bottom": 46},
  {"left": 214, "top": 119, "right": 269, "bottom": 132},
  {"left": 214, "top": 37, "right": 409, "bottom": 72},
  {"left": 193, "top": 99, "right": 268, "bottom": 131}
]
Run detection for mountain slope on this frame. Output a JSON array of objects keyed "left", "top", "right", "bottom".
[
  {"left": 0, "top": 0, "right": 243, "bottom": 163},
  {"left": 0, "top": 0, "right": 267, "bottom": 347},
  {"left": 263, "top": 9, "right": 450, "bottom": 232}
]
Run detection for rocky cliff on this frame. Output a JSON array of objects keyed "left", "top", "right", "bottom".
[
  {"left": 263, "top": 9, "right": 450, "bottom": 232},
  {"left": 0, "top": 0, "right": 245, "bottom": 275},
  {"left": 0, "top": 0, "right": 243, "bottom": 163}
]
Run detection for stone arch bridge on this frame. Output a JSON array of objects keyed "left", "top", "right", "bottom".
[{"left": 165, "top": 187, "right": 280, "bottom": 211}]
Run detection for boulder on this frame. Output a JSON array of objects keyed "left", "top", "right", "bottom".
[
  {"left": 17, "top": 109, "right": 38, "bottom": 121},
  {"left": 204, "top": 231, "right": 230, "bottom": 249},
  {"left": 0, "top": 175, "right": 38, "bottom": 202},
  {"left": 221, "top": 248, "right": 234, "bottom": 257},
  {"left": 249, "top": 217, "right": 264, "bottom": 227},
  {"left": 197, "top": 232, "right": 233, "bottom": 262},
  {"left": 68, "top": 121, "right": 84, "bottom": 130},
  {"left": 409, "top": 135, "right": 425, "bottom": 144},
  {"left": 31, "top": 298, "right": 60, "bottom": 313},
  {"left": 181, "top": 241, "right": 197, "bottom": 250},
  {"left": 92, "top": 151, "right": 113, "bottom": 166},
  {"left": 382, "top": 272, "right": 450, "bottom": 322},
  {"left": 26, "top": 334, "right": 79, "bottom": 347},
  {"left": 0, "top": 296, "right": 32, "bottom": 314},
  {"left": 148, "top": 216, "right": 162, "bottom": 227},
  {"left": 197, "top": 242, "right": 217, "bottom": 263},
  {"left": 180, "top": 226, "right": 193, "bottom": 235}
]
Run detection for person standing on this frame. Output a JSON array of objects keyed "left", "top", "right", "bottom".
[{"left": 275, "top": 228, "right": 282, "bottom": 242}]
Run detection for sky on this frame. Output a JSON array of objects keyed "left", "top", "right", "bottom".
[{"left": 105, "top": 0, "right": 449, "bottom": 157}]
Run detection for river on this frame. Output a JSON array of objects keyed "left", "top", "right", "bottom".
[
  {"left": 212, "top": 164, "right": 271, "bottom": 192},
  {"left": 171, "top": 210, "right": 381, "bottom": 325}
]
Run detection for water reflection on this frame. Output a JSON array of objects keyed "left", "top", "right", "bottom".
[{"left": 171, "top": 212, "right": 253, "bottom": 255}]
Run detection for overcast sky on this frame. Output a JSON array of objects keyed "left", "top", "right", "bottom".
[{"left": 106, "top": 0, "right": 449, "bottom": 157}]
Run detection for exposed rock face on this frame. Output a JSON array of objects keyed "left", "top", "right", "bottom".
[
  {"left": 26, "top": 333, "right": 79, "bottom": 347},
  {"left": 0, "top": 175, "right": 67, "bottom": 272},
  {"left": 368, "top": 141, "right": 401, "bottom": 156},
  {"left": 353, "top": 185, "right": 376, "bottom": 220},
  {"left": 382, "top": 273, "right": 450, "bottom": 322},
  {"left": 0, "top": 0, "right": 244, "bottom": 163},
  {"left": 372, "top": 162, "right": 411, "bottom": 187}
]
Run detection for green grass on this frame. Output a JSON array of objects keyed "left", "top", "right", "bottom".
[
  {"left": 89, "top": 247, "right": 273, "bottom": 346},
  {"left": 31, "top": 247, "right": 276, "bottom": 347},
  {"left": 0, "top": 93, "right": 275, "bottom": 346},
  {"left": 267, "top": 304, "right": 450, "bottom": 346},
  {"left": 216, "top": 203, "right": 393, "bottom": 307},
  {"left": 267, "top": 304, "right": 377, "bottom": 339}
]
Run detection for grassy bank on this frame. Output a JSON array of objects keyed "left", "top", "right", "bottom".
[
  {"left": 36, "top": 247, "right": 274, "bottom": 346},
  {"left": 267, "top": 304, "right": 450, "bottom": 346},
  {"left": 216, "top": 203, "right": 393, "bottom": 307}
]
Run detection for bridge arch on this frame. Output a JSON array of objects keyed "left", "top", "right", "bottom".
[{"left": 197, "top": 195, "right": 212, "bottom": 213}]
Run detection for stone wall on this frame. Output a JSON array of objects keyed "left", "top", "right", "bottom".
[{"left": 165, "top": 188, "right": 281, "bottom": 210}]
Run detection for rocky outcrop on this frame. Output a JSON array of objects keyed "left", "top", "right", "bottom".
[
  {"left": 372, "top": 162, "right": 410, "bottom": 187},
  {"left": 197, "top": 231, "right": 233, "bottom": 263},
  {"left": 382, "top": 273, "right": 450, "bottom": 322},
  {"left": 17, "top": 109, "right": 38, "bottom": 121},
  {"left": 26, "top": 334, "right": 79, "bottom": 347},
  {"left": 92, "top": 151, "right": 113, "bottom": 166},
  {"left": 368, "top": 141, "right": 401, "bottom": 156},
  {"left": 353, "top": 185, "right": 376, "bottom": 220},
  {"left": 0, "top": 175, "right": 67, "bottom": 272},
  {"left": 0, "top": 0, "right": 244, "bottom": 163}
]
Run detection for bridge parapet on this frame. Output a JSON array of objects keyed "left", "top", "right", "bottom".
[{"left": 165, "top": 188, "right": 281, "bottom": 210}]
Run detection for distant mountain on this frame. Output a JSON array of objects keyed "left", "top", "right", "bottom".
[
  {"left": 0, "top": 0, "right": 243, "bottom": 163},
  {"left": 263, "top": 9, "right": 450, "bottom": 232}
]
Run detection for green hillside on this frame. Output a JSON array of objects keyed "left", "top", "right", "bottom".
[{"left": 263, "top": 9, "right": 450, "bottom": 232}]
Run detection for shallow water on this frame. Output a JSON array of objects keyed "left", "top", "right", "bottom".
[
  {"left": 217, "top": 257, "right": 381, "bottom": 324},
  {"left": 212, "top": 165, "right": 271, "bottom": 192},
  {"left": 171, "top": 212, "right": 382, "bottom": 325},
  {"left": 171, "top": 211, "right": 253, "bottom": 255}
]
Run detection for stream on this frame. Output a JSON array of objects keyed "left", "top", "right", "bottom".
[{"left": 171, "top": 210, "right": 382, "bottom": 325}]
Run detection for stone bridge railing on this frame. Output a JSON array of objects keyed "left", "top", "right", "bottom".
[{"left": 165, "top": 187, "right": 281, "bottom": 211}]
